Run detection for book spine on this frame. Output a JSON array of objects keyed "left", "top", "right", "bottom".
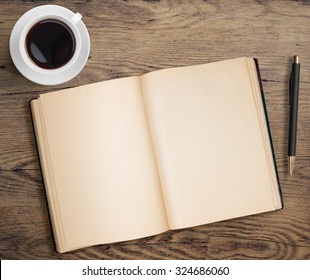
[{"left": 253, "top": 59, "right": 284, "bottom": 209}]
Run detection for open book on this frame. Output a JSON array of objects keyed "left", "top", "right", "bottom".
[{"left": 30, "top": 57, "right": 283, "bottom": 253}]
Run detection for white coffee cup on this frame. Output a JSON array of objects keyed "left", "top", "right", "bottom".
[{"left": 9, "top": 5, "right": 90, "bottom": 85}]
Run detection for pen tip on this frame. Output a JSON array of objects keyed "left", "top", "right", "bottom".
[{"left": 288, "top": 156, "right": 295, "bottom": 176}]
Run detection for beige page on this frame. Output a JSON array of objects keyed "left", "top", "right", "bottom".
[
  {"left": 141, "top": 57, "right": 280, "bottom": 229},
  {"left": 32, "top": 77, "right": 169, "bottom": 252}
]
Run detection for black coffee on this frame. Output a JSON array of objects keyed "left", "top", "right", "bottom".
[{"left": 26, "top": 19, "right": 76, "bottom": 69}]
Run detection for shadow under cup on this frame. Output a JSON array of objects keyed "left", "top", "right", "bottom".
[{"left": 25, "top": 19, "right": 76, "bottom": 70}]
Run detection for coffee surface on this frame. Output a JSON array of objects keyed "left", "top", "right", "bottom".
[{"left": 26, "top": 19, "right": 75, "bottom": 69}]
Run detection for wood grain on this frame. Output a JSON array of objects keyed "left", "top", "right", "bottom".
[{"left": 0, "top": 0, "right": 309, "bottom": 259}]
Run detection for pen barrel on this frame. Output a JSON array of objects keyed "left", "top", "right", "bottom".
[{"left": 288, "top": 63, "right": 300, "bottom": 156}]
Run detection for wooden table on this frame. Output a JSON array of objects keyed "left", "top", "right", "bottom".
[{"left": 1, "top": 0, "right": 309, "bottom": 259}]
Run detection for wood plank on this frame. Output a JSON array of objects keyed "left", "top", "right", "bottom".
[
  {"left": 1, "top": 238, "right": 310, "bottom": 260},
  {"left": 0, "top": 83, "right": 309, "bottom": 171},
  {"left": 0, "top": 1, "right": 309, "bottom": 94},
  {"left": 1, "top": 170, "right": 309, "bottom": 258}
]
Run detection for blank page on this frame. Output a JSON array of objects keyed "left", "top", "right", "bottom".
[
  {"left": 141, "top": 57, "right": 279, "bottom": 229},
  {"left": 33, "top": 77, "right": 168, "bottom": 252}
]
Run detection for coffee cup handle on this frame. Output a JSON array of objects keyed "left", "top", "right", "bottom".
[{"left": 71, "top": 12, "right": 82, "bottom": 24}]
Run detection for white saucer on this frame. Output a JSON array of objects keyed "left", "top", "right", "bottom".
[{"left": 9, "top": 5, "right": 90, "bottom": 85}]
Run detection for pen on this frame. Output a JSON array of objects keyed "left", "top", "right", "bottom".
[{"left": 288, "top": 55, "right": 300, "bottom": 176}]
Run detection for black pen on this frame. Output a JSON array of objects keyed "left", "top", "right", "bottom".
[{"left": 288, "top": 55, "right": 300, "bottom": 176}]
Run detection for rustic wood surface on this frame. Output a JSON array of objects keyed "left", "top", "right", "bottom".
[{"left": 0, "top": 0, "right": 309, "bottom": 260}]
